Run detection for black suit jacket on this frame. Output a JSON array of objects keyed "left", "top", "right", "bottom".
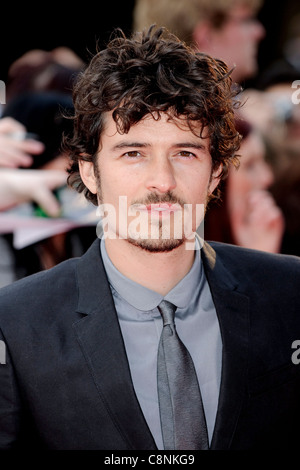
[{"left": 1, "top": 239, "right": 300, "bottom": 450}]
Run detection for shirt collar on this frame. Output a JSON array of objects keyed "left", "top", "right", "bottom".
[{"left": 100, "top": 239, "right": 203, "bottom": 311}]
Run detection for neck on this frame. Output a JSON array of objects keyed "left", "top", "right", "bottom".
[{"left": 104, "top": 238, "right": 196, "bottom": 296}]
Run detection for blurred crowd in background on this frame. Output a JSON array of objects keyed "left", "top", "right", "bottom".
[{"left": 1, "top": 0, "right": 300, "bottom": 287}]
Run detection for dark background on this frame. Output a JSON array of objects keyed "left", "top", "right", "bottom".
[{"left": 1, "top": 0, "right": 300, "bottom": 87}]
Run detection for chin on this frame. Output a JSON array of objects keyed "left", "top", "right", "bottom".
[{"left": 127, "top": 237, "right": 185, "bottom": 253}]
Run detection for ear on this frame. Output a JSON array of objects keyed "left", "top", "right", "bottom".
[
  {"left": 79, "top": 160, "right": 98, "bottom": 194},
  {"left": 208, "top": 164, "right": 223, "bottom": 195}
]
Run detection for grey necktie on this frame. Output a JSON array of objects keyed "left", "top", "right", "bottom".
[{"left": 157, "top": 300, "right": 209, "bottom": 450}]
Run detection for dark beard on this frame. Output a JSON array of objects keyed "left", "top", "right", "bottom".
[
  {"left": 126, "top": 235, "right": 184, "bottom": 253},
  {"left": 127, "top": 192, "right": 188, "bottom": 252}
]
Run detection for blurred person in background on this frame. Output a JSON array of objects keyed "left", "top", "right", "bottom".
[
  {"left": 0, "top": 45, "right": 85, "bottom": 209},
  {"left": 0, "top": 116, "right": 45, "bottom": 168},
  {"left": 204, "top": 115, "right": 285, "bottom": 253},
  {"left": 132, "top": 0, "right": 265, "bottom": 84},
  {"left": 0, "top": 48, "right": 91, "bottom": 285},
  {"left": 0, "top": 168, "right": 66, "bottom": 216},
  {"left": 0, "top": 116, "right": 67, "bottom": 286},
  {"left": 0, "top": 91, "right": 96, "bottom": 285},
  {"left": 5, "top": 46, "right": 85, "bottom": 103},
  {"left": 0, "top": 115, "right": 66, "bottom": 215},
  {"left": 240, "top": 18, "right": 300, "bottom": 257}
]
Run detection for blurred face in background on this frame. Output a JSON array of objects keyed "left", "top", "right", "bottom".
[
  {"left": 197, "top": 4, "right": 265, "bottom": 82},
  {"left": 226, "top": 130, "right": 274, "bottom": 223}
]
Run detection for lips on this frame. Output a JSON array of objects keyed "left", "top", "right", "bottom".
[
  {"left": 130, "top": 201, "right": 183, "bottom": 217},
  {"left": 145, "top": 203, "right": 181, "bottom": 212}
]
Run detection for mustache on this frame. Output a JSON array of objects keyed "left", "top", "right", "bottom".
[{"left": 131, "top": 191, "right": 186, "bottom": 207}]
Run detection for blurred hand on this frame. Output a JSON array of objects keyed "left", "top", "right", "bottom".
[
  {"left": 0, "top": 168, "right": 67, "bottom": 217},
  {"left": 0, "top": 117, "right": 45, "bottom": 168},
  {"left": 231, "top": 189, "right": 285, "bottom": 253}
]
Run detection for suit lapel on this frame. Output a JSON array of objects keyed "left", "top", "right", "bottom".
[
  {"left": 201, "top": 242, "right": 250, "bottom": 450},
  {"left": 73, "top": 239, "right": 157, "bottom": 450}
]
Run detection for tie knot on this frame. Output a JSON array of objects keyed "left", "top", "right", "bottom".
[{"left": 158, "top": 300, "right": 177, "bottom": 326}]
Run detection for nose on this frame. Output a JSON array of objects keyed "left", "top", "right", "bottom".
[{"left": 146, "top": 158, "right": 177, "bottom": 194}]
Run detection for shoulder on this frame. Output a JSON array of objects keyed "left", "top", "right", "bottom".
[
  {"left": 203, "top": 242, "right": 300, "bottom": 336},
  {"left": 206, "top": 240, "right": 300, "bottom": 267},
  {"left": 0, "top": 238, "right": 107, "bottom": 349},
  {"left": 0, "top": 257, "right": 79, "bottom": 347},
  {"left": 0, "top": 256, "right": 79, "bottom": 316},
  {"left": 0, "top": 238, "right": 103, "bottom": 323},
  {"left": 203, "top": 241, "right": 300, "bottom": 286},
  {"left": 0, "top": 239, "right": 102, "bottom": 301}
]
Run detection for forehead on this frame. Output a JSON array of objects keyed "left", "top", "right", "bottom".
[{"left": 101, "top": 111, "right": 207, "bottom": 141}]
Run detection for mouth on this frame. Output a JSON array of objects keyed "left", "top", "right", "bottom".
[
  {"left": 147, "top": 203, "right": 181, "bottom": 212},
  {"left": 132, "top": 203, "right": 182, "bottom": 215}
]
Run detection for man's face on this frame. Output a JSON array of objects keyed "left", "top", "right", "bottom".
[
  {"left": 208, "top": 4, "right": 265, "bottom": 82},
  {"left": 79, "top": 112, "right": 220, "bottom": 252}
]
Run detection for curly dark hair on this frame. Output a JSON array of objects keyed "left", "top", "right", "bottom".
[{"left": 64, "top": 25, "right": 241, "bottom": 205}]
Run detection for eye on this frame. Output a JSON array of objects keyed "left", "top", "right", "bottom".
[
  {"left": 177, "top": 150, "right": 196, "bottom": 158},
  {"left": 123, "top": 150, "right": 142, "bottom": 159}
]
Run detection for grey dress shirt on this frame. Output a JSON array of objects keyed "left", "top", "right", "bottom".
[{"left": 100, "top": 239, "right": 222, "bottom": 450}]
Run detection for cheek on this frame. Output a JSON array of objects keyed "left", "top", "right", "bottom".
[
  {"left": 184, "top": 179, "right": 208, "bottom": 204},
  {"left": 99, "top": 167, "right": 137, "bottom": 205}
]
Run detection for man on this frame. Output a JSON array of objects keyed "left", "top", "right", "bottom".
[
  {"left": 132, "top": 0, "right": 265, "bottom": 84},
  {"left": 0, "top": 26, "right": 300, "bottom": 451}
]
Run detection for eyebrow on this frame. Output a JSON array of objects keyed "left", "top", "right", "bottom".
[
  {"left": 173, "top": 142, "right": 206, "bottom": 150},
  {"left": 112, "top": 142, "right": 148, "bottom": 150},
  {"left": 111, "top": 141, "right": 207, "bottom": 151}
]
